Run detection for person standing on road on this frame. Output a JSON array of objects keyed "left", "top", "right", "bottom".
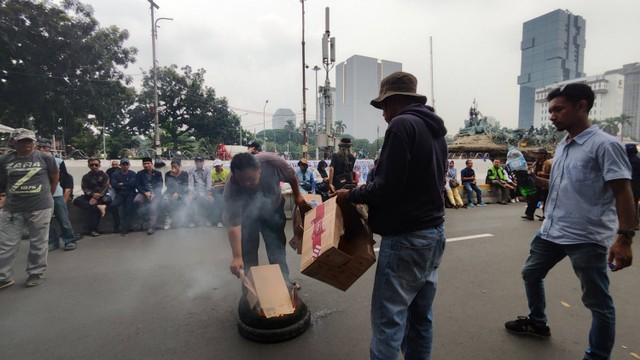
[
  {"left": 504, "top": 83, "right": 635, "bottom": 360},
  {"left": 328, "top": 138, "right": 356, "bottom": 192},
  {"left": 0, "top": 128, "right": 59, "bottom": 290},
  {"left": 223, "top": 152, "right": 311, "bottom": 288},
  {"left": 37, "top": 138, "right": 79, "bottom": 251},
  {"left": 335, "top": 72, "right": 448, "bottom": 360},
  {"left": 210, "top": 159, "right": 229, "bottom": 228},
  {"left": 187, "top": 156, "right": 213, "bottom": 227},
  {"left": 625, "top": 143, "right": 640, "bottom": 229},
  {"left": 521, "top": 148, "right": 552, "bottom": 221}
]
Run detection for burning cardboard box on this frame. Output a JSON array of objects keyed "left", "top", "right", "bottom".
[
  {"left": 241, "top": 264, "right": 294, "bottom": 318},
  {"left": 300, "top": 197, "right": 376, "bottom": 291}
]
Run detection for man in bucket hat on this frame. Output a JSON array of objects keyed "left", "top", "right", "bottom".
[
  {"left": 0, "top": 128, "right": 59, "bottom": 289},
  {"left": 336, "top": 72, "right": 448, "bottom": 359}
]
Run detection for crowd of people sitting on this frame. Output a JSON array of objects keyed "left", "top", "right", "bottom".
[{"left": 73, "top": 155, "right": 231, "bottom": 237}]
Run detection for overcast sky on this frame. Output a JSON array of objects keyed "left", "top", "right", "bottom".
[{"left": 81, "top": 0, "right": 640, "bottom": 136}]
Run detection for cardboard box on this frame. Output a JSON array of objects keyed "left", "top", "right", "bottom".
[
  {"left": 241, "top": 264, "right": 294, "bottom": 318},
  {"left": 289, "top": 194, "right": 324, "bottom": 254},
  {"left": 300, "top": 197, "right": 376, "bottom": 291}
]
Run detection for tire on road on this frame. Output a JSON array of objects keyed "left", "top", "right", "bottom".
[{"left": 236, "top": 292, "right": 311, "bottom": 343}]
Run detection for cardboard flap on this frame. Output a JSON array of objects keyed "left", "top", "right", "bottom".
[{"left": 249, "top": 264, "right": 294, "bottom": 318}]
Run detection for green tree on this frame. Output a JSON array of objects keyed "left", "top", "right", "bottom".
[
  {"left": 0, "top": 0, "right": 137, "bottom": 140},
  {"left": 128, "top": 65, "right": 240, "bottom": 152},
  {"left": 334, "top": 120, "right": 346, "bottom": 135},
  {"left": 615, "top": 113, "right": 633, "bottom": 141},
  {"left": 284, "top": 119, "right": 296, "bottom": 141}
]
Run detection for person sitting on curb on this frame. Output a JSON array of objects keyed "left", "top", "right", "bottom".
[
  {"left": 134, "top": 157, "right": 163, "bottom": 235},
  {"left": 295, "top": 158, "right": 315, "bottom": 194},
  {"left": 163, "top": 159, "right": 189, "bottom": 229},
  {"left": 460, "top": 159, "right": 486, "bottom": 207},
  {"left": 486, "top": 158, "right": 514, "bottom": 205},
  {"left": 73, "top": 158, "right": 111, "bottom": 237},
  {"left": 210, "top": 159, "right": 229, "bottom": 228},
  {"left": 445, "top": 160, "right": 465, "bottom": 209},
  {"left": 110, "top": 158, "right": 137, "bottom": 236},
  {"left": 187, "top": 156, "right": 213, "bottom": 227}
]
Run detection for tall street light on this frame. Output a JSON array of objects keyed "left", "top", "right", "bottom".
[
  {"left": 148, "top": 0, "right": 172, "bottom": 167},
  {"left": 238, "top": 112, "right": 248, "bottom": 145},
  {"left": 312, "top": 65, "right": 320, "bottom": 159},
  {"left": 263, "top": 100, "right": 269, "bottom": 150},
  {"left": 300, "top": 0, "right": 308, "bottom": 158}
]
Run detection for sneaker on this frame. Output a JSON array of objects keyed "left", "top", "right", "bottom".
[
  {"left": 48, "top": 244, "right": 60, "bottom": 252},
  {"left": 468, "top": 203, "right": 476, "bottom": 208},
  {"left": 511, "top": 199, "right": 516, "bottom": 203},
  {"left": 90, "top": 231, "right": 100, "bottom": 237},
  {"left": 521, "top": 215, "right": 534, "bottom": 220},
  {"left": 121, "top": 232, "right": 128, "bottom": 237},
  {"left": 188, "top": 223, "right": 195, "bottom": 228},
  {"left": 147, "top": 227, "right": 155, "bottom": 235},
  {"left": 478, "top": 202, "right": 487, "bottom": 206},
  {"left": 0, "top": 279, "right": 15, "bottom": 290},
  {"left": 217, "top": 222, "right": 223, "bottom": 228},
  {"left": 75, "top": 233, "right": 84, "bottom": 241},
  {"left": 64, "top": 242, "right": 77, "bottom": 251},
  {"left": 25, "top": 274, "right": 44, "bottom": 287},
  {"left": 505, "top": 316, "right": 551, "bottom": 339},
  {"left": 164, "top": 218, "right": 172, "bottom": 230}
]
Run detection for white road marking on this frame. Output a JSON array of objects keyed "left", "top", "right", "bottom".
[{"left": 373, "top": 233, "right": 494, "bottom": 252}]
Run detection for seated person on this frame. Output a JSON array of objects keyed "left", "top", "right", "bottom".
[
  {"left": 460, "top": 159, "right": 486, "bottom": 207},
  {"left": 295, "top": 158, "right": 315, "bottom": 194},
  {"left": 187, "top": 156, "right": 214, "bottom": 227},
  {"left": 210, "top": 159, "right": 229, "bottom": 228},
  {"left": 164, "top": 159, "right": 189, "bottom": 229},
  {"left": 486, "top": 158, "right": 514, "bottom": 205},
  {"left": 134, "top": 157, "right": 164, "bottom": 235},
  {"left": 73, "top": 158, "right": 111, "bottom": 237}
]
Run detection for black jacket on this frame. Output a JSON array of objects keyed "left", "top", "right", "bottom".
[{"left": 349, "top": 103, "right": 448, "bottom": 235}]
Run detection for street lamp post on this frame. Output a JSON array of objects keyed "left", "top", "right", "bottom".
[
  {"left": 148, "top": 0, "right": 172, "bottom": 166},
  {"left": 312, "top": 65, "right": 320, "bottom": 160},
  {"left": 263, "top": 100, "right": 269, "bottom": 150},
  {"left": 300, "top": 0, "right": 308, "bottom": 158}
]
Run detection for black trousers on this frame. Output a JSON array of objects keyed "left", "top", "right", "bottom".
[{"left": 525, "top": 188, "right": 548, "bottom": 217}]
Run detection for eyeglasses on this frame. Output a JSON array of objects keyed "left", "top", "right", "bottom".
[{"left": 89, "top": 163, "right": 100, "bottom": 167}]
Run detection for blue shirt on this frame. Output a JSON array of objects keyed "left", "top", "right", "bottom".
[{"left": 540, "top": 125, "right": 631, "bottom": 247}]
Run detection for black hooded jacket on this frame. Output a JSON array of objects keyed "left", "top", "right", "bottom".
[{"left": 349, "top": 103, "right": 448, "bottom": 235}]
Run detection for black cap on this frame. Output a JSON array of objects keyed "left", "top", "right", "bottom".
[
  {"left": 194, "top": 156, "right": 205, "bottom": 162},
  {"left": 247, "top": 141, "right": 262, "bottom": 151},
  {"left": 142, "top": 156, "right": 153, "bottom": 163}
]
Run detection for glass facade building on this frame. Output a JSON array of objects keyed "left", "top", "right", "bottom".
[{"left": 517, "top": 9, "right": 586, "bottom": 129}]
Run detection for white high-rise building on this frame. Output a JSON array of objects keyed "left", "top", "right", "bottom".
[
  {"left": 272, "top": 108, "right": 296, "bottom": 130},
  {"left": 335, "top": 55, "right": 402, "bottom": 141},
  {"left": 533, "top": 71, "right": 625, "bottom": 129}
]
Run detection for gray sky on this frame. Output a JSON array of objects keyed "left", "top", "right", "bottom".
[{"left": 82, "top": 0, "right": 640, "bottom": 136}]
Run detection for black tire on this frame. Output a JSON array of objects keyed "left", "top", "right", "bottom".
[
  {"left": 237, "top": 306, "right": 311, "bottom": 343},
  {"left": 237, "top": 294, "right": 309, "bottom": 329}
]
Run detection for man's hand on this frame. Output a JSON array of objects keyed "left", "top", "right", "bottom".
[
  {"left": 230, "top": 256, "right": 244, "bottom": 277},
  {"left": 89, "top": 198, "right": 97, "bottom": 206},
  {"left": 333, "top": 189, "right": 350, "bottom": 207},
  {"left": 92, "top": 193, "right": 101, "bottom": 200},
  {"left": 608, "top": 237, "right": 633, "bottom": 271},
  {"left": 172, "top": 192, "right": 179, "bottom": 200},
  {"left": 295, "top": 195, "right": 313, "bottom": 215}
]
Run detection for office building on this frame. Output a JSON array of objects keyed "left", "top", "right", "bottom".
[
  {"left": 533, "top": 72, "right": 624, "bottom": 129},
  {"left": 619, "top": 63, "right": 640, "bottom": 140},
  {"left": 272, "top": 108, "right": 296, "bottom": 130},
  {"left": 335, "top": 55, "right": 402, "bottom": 141},
  {"left": 518, "top": 9, "right": 586, "bottom": 129}
]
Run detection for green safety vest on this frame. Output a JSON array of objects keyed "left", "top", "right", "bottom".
[{"left": 487, "top": 166, "right": 507, "bottom": 181}]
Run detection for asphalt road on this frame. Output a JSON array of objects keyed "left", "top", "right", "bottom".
[{"left": 1, "top": 203, "right": 638, "bottom": 360}]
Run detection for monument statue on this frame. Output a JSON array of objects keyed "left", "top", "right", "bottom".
[{"left": 459, "top": 99, "right": 489, "bottom": 136}]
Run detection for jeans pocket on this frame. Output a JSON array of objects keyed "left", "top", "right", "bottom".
[{"left": 394, "top": 240, "right": 436, "bottom": 284}]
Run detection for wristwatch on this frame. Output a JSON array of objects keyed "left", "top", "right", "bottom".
[{"left": 617, "top": 229, "right": 635, "bottom": 238}]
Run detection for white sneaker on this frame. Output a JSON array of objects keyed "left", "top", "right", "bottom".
[
  {"left": 511, "top": 199, "right": 516, "bottom": 203},
  {"left": 217, "top": 222, "right": 223, "bottom": 228},
  {"left": 163, "top": 218, "right": 171, "bottom": 230}
]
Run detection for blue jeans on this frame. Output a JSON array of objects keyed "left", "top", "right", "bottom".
[
  {"left": 48, "top": 196, "right": 76, "bottom": 246},
  {"left": 111, "top": 193, "right": 136, "bottom": 233},
  {"left": 241, "top": 198, "right": 289, "bottom": 282},
  {"left": 522, "top": 235, "right": 614, "bottom": 360},
  {"left": 463, "top": 182, "right": 482, "bottom": 204},
  {"left": 370, "top": 224, "right": 446, "bottom": 360}
]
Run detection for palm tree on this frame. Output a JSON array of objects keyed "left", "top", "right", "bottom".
[
  {"left": 334, "top": 120, "right": 346, "bottom": 135},
  {"left": 614, "top": 113, "right": 633, "bottom": 141},
  {"left": 284, "top": 119, "right": 296, "bottom": 141}
]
